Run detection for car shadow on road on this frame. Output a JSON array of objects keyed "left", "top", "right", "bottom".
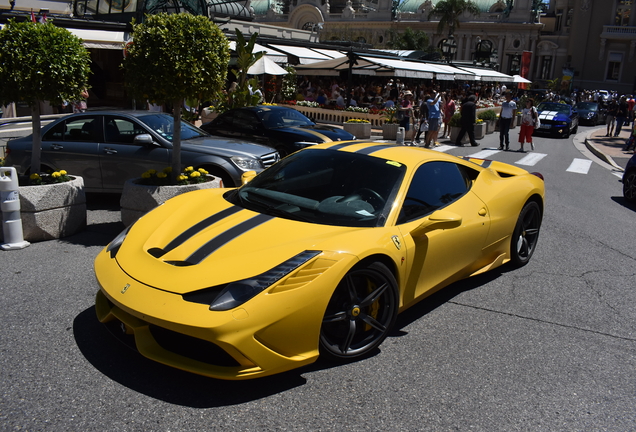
[
  {"left": 611, "top": 195, "right": 636, "bottom": 212},
  {"left": 73, "top": 307, "right": 307, "bottom": 407}
]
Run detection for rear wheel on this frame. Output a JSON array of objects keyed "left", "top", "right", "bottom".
[
  {"left": 319, "top": 262, "right": 398, "bottom": 361},
  {"left": 623, "top": 169, "right": 636, "bottom": 203},
  {"left": 510, "top": 201, "right": 542, "bottom": 267}
]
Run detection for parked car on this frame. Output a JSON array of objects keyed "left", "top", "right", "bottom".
[
  {"left": 94, "top": 141, "right": 545, "bottom": 380},
  {"left": 534, "top": 102, "right": 579, "bottom": 138},
  {"left": 598, "top": 90, "right": 611, "bottom": 102},
  {"left": 4, "top": 111, "right": 280, "bottom": 191},
  {"left": 575, "top": 102, "right": 606, "bottom": 125},
  {"left": 623, "top": 153, "right": 636, "bottom": 203},
  {"left": 201, "top": 105, "right": 356, "bottom": 157}
]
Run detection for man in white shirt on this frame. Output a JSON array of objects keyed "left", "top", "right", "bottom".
[{"left": 499, "top": 91, "right": 517, "bottom": 151}]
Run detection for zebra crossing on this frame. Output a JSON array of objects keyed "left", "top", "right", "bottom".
[{"left": 431, "top": 145, "right": 594, "bottom": 174}]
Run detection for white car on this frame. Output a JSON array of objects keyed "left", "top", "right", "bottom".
[{"left": 598, "top": 90, "right": 610, "bottom": 102}]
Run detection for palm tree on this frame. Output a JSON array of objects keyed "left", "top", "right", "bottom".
[{"left": 428, "top": 0, "right": 481, "bottom": 36}]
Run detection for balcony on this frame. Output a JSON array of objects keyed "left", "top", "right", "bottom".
[{"left": 601, "top": 25, "right": 636, "bottom": 40}]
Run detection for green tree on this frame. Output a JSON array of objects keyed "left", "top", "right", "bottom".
[
  {"left": 0, "top": 19, "right": 91, "bottom": 175},
  {"left": 387, "top": 27, "right": 434, "bottom": 51},
  {"left": 428, "top": 0, "right": 481, "bottom": 35},
  {"left": 281, "top": 65, "right": 297, "bottom": 102},
  {"left": 227, "top": 29, "right": 264, "bottom": 110},
  {"left": 123, "top": 13, "right": 230, "bottom": 181}
]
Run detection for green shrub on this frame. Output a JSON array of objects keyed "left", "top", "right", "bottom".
[
  {"left": 448, "top": 113, "right": 462, "bottom": 127},
  {"left": 478, "top": 109, "right": 497, "bottom": 121}
]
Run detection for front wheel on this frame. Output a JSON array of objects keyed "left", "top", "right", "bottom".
[
  {"left": 319, "top": 262, "right": 398, "bottom": 361},
  {"left": 510, "top": 201, "right": 542, "bottom": 267},
  {"left": 623, "top": 170, "right": 636, "bottom": 203}
]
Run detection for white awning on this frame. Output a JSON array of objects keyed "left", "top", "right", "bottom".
[
  {"left": 68, "top": 28, "right": 127, "bottom": 50},
  {"left": 456, "top": 67, "right": 514, "bottom": 83},
  {"left": 267, "top": 44, "right": 334, "bottom": 64},
  {"left": 228, "top": 41, "right": 287, "bottom": 63}
]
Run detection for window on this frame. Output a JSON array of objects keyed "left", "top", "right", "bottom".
[
  {"left": 44, "top": 117, "right": 99, "bottom": 142},
  {"left": 104, "top": 116, "right": 146, "bottom": 144},
  {"left": 606, "top": 52, "right": 623, "bottom": 80},
  {"left": 397, "top": 161, "right": 471, "bottom": 224},
  {"left": 615, "top": 0, "right": 633, "bottom": 26},
  {"left": 540, "top": 56, "right": 552, "bottom": 80}
]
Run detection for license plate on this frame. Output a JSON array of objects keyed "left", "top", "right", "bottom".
[{"left": 540, "top": 124, "right": 551, "bottom": 129}]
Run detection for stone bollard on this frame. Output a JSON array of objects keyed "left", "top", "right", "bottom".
[
  {"left": 0, "top": 167, "right": 30, "bottom": 250},
  {"left": 396, "top": 127, "right": 405, "bottom": 145}
]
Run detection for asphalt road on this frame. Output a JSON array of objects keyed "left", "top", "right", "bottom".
[{"left": 1, "top": 125, "right": 635, "bottom": 431}]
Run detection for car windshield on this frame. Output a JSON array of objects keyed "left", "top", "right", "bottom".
[
  {"left": 226, "top": 149, "right": 406, "bottom": 227},
  {"left": 138, "top": 113, "right": 207, "bottom": 142},
  {"left": 258, "top": 109, "right": 315, "bottom": 129},
  {"left": 576, "top": 103, "right": 598, "bottom": 111},
  {"left": 537, "top": 103, "right": 570, "bottom": 114}
]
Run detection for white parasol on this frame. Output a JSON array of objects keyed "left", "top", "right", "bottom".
[
  {"left": 513, "top": 75, "right": 532, "bottom": 83},
  {"left": 247, "top": 56, "right": 288, "bottom": 76}
]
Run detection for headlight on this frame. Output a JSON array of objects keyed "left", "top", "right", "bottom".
[
  {"left": 558, "top": 121, "right": 568, "bottom": 125},
  {"left": 231, "top": 156, "right": 264, "bottom": 171},
  {"left": 209, "top": 250, "right": 322, "bottom": 311},
  {"left": 587, "top": 113, "right": 595, "bottom": 118},
  {"left": 106, "top": 225, "right": 131, "bottom": 258},
  {"left": 293, "top": 141, "right": 318, "bottom": 149}
]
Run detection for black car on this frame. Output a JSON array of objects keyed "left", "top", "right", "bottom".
[
  {"left": 201, "top": 105, "right": 356, "bottom": 157},
  {"left": 534, "top": 102, "right": 579, "bottom": 138},
  {"left": 4, "top": 111, "right": 280, "bottom": 192},
  {"left": 623, "top": 152, "right": 636, "bottom": 203},
  {"left": 575, "top": 102, "right": 606, "bottom": 125}
]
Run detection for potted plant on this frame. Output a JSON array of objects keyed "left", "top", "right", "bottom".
[
  {"left": 478, "top": 109, "right": 498, "bottom": 134},
  {"left": 0, "top": 19, "right": 91, "bottom": 243},
  {"left": 448, "top": 113, "right": 469, "bottom": 144},
  {"left": 381, "top": 107, "right": 400, "bottom": 139},
  {"left": 343, "top": 118, "right": 371, "bottom": 139},
  {"left": 474, "top": 119, "right": 486, "bottom": 140},
  {"left": 120, "top": 166, "right": 222, "bottom": 227}
]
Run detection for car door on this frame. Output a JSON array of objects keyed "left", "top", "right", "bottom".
[
  {"left": 41, "top": 115, "right": 103, "bottom": 190},
  {"left": 99, "top": 115, "right": 170, "bottom": 191},
  {"left": 396, "top": 161, "right": 491, "bottom": 305}
]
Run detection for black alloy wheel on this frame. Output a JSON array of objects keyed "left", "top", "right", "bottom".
[
  {"left": 510, "top": 201, "right": 542, "bottom": 267},
  {"left": 319, "top": 262, "right": 398, "bottom": 361},
  {"left": 623, "top": 170, "right": 636, "bottom": 203}
]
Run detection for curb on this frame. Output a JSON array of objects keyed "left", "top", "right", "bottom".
[{"left": 583, "top": 129, "right": 624, "bottom": 172}]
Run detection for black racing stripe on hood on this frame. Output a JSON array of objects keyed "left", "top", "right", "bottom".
[
  {"left": 354, "top": 144, "right": 394, "bottom": 155},
  {"left": 328, "top": 142, "right": 360, "bottom": 151},
  {"left": 481, "top": 159, "right": 492, "bottom": 168},
  {"left": 159, "top": 206, "right": 243, "bottom": 256},
  {"left": 186, "top": 213, "right": 274, "bottom": 265}
]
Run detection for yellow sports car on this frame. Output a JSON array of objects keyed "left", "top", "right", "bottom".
[{"left": 94, "top": 141, "right": 545, "bottom": 380}]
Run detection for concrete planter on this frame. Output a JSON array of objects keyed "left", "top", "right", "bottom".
[
  {"left": 343, "top": 122, "right": 371, "bottom": 139},
  {"left": 382, "top": 123, "right": 400, "bottom": 140},
  {"left": 485, "top": 120, "right": 497, "bottom": 134},
  {"left": 449, "top": 126, "right": 470, "bottom": 144},
  {"left": 474, "top": 123, "right": 487, "bottom": 140},
  {"left": 200, "top": 108, "right": 218, "bottom": 124},
  {"left": 3, "top": 176, "right": 87, "bottom": 242},
  {"left": 120, "top": 176, "right": 222, "bottom": 227}
]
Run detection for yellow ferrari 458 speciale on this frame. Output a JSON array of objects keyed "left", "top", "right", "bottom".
[{"left": 94, "top": 141, "right": 545, "bottom": 380}]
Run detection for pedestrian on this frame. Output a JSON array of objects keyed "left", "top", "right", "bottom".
[
  {"left": 398, "top": 90, "right": 414, "bottom": 143},
  {"left": 424, "top": 90, "right": 443, "bottom": 147},
  {"left": 499, "top": 91, "right": 516, "bottom": 150},
  {"left": 442, "top": 94, "right": 456, "bottom": 139},
  {"left": 614, "top": 96, "right": 628, "bottom": 136},
  {"left": 455, "top": 95, "right": 479, "bottom": 147},
  {"left": 518, "top": 98, "right": 538, "bottom": 152},
  {"left": 72, "top": 88, "right": 89, "bottom": 113},
  {"left": 606, "top": 99, "right": 618, "bottom": 137},
  {"left": 414, "top": 95, "right": 429, "bottom": 144}
]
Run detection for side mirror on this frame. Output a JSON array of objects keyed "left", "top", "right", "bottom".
[
  {"left": 411, "top": 209, "right": 462, "bottom": 237},
  {"left": 241, "top": 170, "right": 257, "bottom": 185},
  {"left": 134, "top": 134, "right": 156, "bottom": 146}
]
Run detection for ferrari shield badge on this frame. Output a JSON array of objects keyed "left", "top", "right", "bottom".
[{"left": 391, "top": 235, "right": 401, "bottom": 250}]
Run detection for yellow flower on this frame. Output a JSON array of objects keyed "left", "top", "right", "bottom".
[
  {"left": 184, "top": 166, "right": 194, "bottom": 173},
  {"left": 59, "top": 170, "right": 67, "bottom": 176},
  {"left": 30, "top": 173, "right": 41, "bottom": 180},
  {"left": 178, "top": 175, "right": 188, "bottom": 182},
  {"left": 163, "top": 167, "right": 172, "bottom": 173},
  {"left": 157, "top": 172, "right": 167, "bottom": 179},
  {"left": 52, "top": 172, "right": 61, "bottom": 178},
  {"left": 198, "top": 168, "right": 208, "bottom": 175},
  {"left": 141, "top": 172, "right": 152, "bottom": 179},
  {"left": 147, "top": 169, "right": 157, "bottom": 175},
  {"left": 190, "top": 171, "right": 201, "bottom": 178}
]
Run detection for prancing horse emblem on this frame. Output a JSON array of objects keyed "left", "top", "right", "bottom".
[
  {"left": 121, "top": 283, "right": 130, "bottom": 294},
  {"left": 391, "top": 235, "right": 401, "bottom": 250}
]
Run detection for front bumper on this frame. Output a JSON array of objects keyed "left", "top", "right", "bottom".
[{"left": 94, "top": 248, "right": 350, "bottom": 380}]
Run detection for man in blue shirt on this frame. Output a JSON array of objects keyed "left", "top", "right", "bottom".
[
  {"left": 424, "top": 91, "right": 443, "bottom": 148},
  {"left": 499, "top": 91, "right": 516, "bottom": 150}
]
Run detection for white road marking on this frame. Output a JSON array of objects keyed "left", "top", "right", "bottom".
[
  {"left": 432, "top": 144, "right": 454, "bottom": 152},
  {"left": 515, "top": 153, "right": 547, "bottom": 166},
  {"left": 566, "top": 158, "right": 593, "bottom": 174},
  {"left": 468, "top": 149, "right": 500, "bottom": 159}
]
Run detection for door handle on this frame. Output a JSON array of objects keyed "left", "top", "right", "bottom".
[
  {"left": 103, "top": 147, "right": 118, "bottom": 155},
  {"left": 478, "top": 208, "right": 487, "bottom": 216},
  {"left": 51, "top": 144, "right": 63, "bottom": 150}
]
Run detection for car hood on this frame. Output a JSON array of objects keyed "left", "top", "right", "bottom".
[
  {"left": 537, "top": 110, "right": 571, "bottom": 121},
  {"left": 270, "top": 124, "right": 355, "bottom": 142},
  {"left": 180, "top": 136, "right": 275, "bottom": 158},
  {"left": 115, "top": 189, "right": 366, "bottom": 294}
]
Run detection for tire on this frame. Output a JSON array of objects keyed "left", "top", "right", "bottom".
[
  {"left": 510, "top": 201, "right": 542, "bottom": 267},
  {"left": 319, "top": 262, "right": 398, "bottom": 361},
  {"left": 572, "top": 123, "right": 578, "bottom": 134},
  {"left": 204, "top": 166, "right": 234, "bottom": 188},
  {"left": 623, "top": 169, "right": 636, "bottom": 203}
]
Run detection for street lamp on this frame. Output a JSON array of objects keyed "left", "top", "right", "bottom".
[{"left": 441, "top": 34, "right": 457, "bottom": 62}]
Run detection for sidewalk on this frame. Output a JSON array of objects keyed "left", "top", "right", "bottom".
[{"left": 583, "top": 126, "right": 635, "bottom": 170}]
